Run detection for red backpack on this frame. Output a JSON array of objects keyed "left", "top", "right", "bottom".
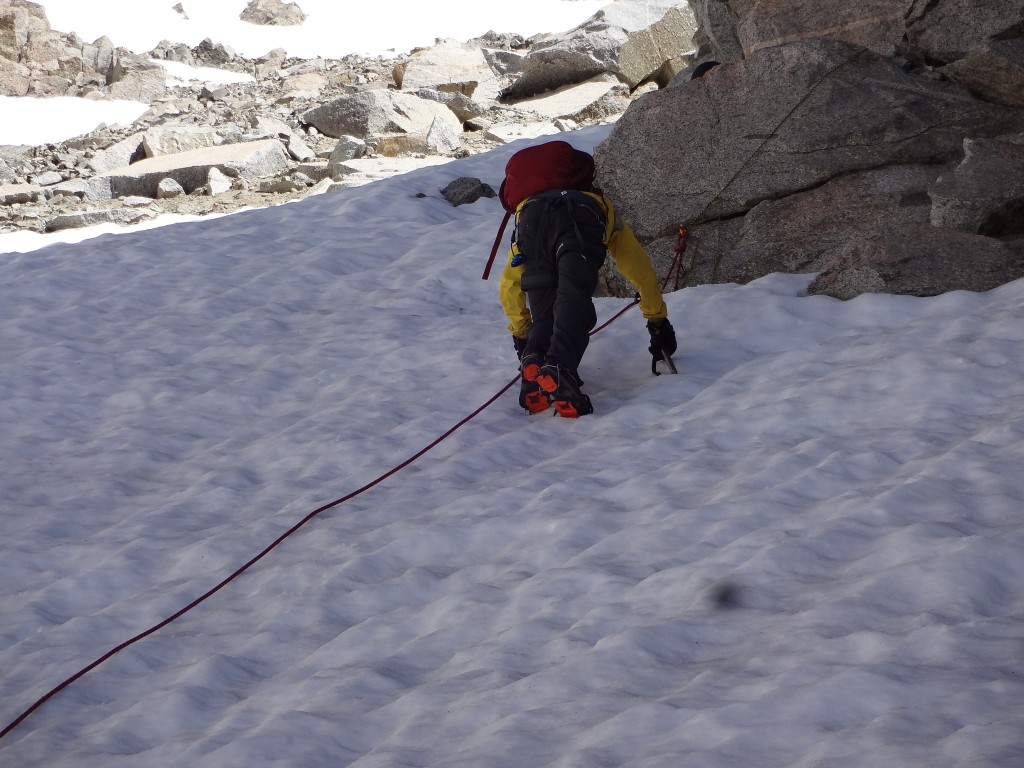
[{"left": 482, "top": 140, "right": 596, "bottom": 279}]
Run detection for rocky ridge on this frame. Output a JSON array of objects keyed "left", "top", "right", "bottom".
[{"left": 0, "top": 0, "right": 697, "bottom": 236}]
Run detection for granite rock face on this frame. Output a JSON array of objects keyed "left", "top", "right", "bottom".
[
  {"left": 239, "top": 0, "right": 306, "bottom": 27},
  {"left": 595, "top": 1, "right": 1024, "bottom": 299}
]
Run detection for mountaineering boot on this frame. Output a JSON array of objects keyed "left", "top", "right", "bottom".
[
  {"left": 535, "top": 361, "right": 593, "bottom": 418},
  {"left": 519, "top": 353, "right": 549, "bottom": 414}
]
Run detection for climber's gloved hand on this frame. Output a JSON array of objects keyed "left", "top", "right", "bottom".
[{"left": 647, "top": 318, "right": 677, "bottom": 359}]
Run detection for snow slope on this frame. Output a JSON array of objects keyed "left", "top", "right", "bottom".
[{"left": 1, "top": 124, "right": 1023, "bottom": 767}]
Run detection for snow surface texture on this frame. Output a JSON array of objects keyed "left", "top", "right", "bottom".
[{"left": 2, "top": 122, "right": 1024, "bottom": 767}]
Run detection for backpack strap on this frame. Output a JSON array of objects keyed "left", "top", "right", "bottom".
[{"left": 482, "top": 209, "right": 513, "bottom": 280}]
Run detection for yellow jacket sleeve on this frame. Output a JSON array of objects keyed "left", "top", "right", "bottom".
[
  {"left": 602, "top": 199, "right": 668, "bottom": 322},
  {"left": 498, "top": 247, "right": 532, "bottom": 338}
]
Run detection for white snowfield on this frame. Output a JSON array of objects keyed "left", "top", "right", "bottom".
[{"left": 1, "top": 123, "right": 1023, "bottom": 767}]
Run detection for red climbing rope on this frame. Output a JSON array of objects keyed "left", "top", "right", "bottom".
[
  {"left": 0, "top": 377, "right": 518, "bottom": 742},
  {"left": 0, "top": 289, "right": 652, "bottom": 742},
  {"left": 667, "top": 226, "right": 689, "bottom": 291}
]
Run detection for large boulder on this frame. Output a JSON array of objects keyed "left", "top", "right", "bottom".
[
  {"left": 141, "top": 125, "right": 243, "bottom": 158},
  {"left": 415, "top": 88, "right": 486, "bottom": 124},
  {"left": 191, "top": 38, "right": 237, "bottom": 67},
  {"left": 85, "top": 133, "right": 147, "bottom": 174},
  {"left": 95, "top": 139, "right": 292, "bottom": 198},
  {"left": 502, "top": 0, "right": 698, "bottom": 99},
  {"left": 596, "top": 39, "right": 1024, "bottom": 240},
  {"left": 928, "top": 135, "right": 1024, "bottom": 236},
  {"left": 106, "top": 56, "right": 168, "bottom": 102},
  {"left": 0, "top": 182, "right": 41, "bottom": 204},
  {"left": 247, "top": 115, "right": 316, "bottom": 161},
  {"left": 396, "top": 39, "right": 503, "bottom": 101},
  {"left": 807, "top": 226, "right": 1024, "bottom": 299},
  {"left": 690, "top": 0, "right": 743, "bottom": 62},
  {"left": 0, "top": 0, "right": 50, "bottom": 60},
  {"left": 613, "top": 2, "right": 699, "bottom": 86},
  {"left": 239, "top": 0, "right": 306, "bottom": 26},
  {"left": 45, "top": 206, "right": 152, "bottom": 232},
  {"left": 0, "top": 55, "right": 30, "bottom": 96},
  {"left": 22, "top": 27, "right": 72, "bottom": 70},
  {"left": 16, "top": 23, "right": 102, "bottom": 95},
  {"left": 904, "top": 0, "right": 1024, "bottom": 108},
  {"left": 440, "top": 176, "right": 496, "bottom": 207},
  {"left": 595, "top": 38, "right": 1024, "bottom": 298},
  {"left": 904, "top": 0, "right": 1023, "bottom": 64},
  {"left": 510, "top": 74, "right": 630, "bottom": 125},
  {"left": 693, "top": 163, "right": 946, "bottom": 286},
  {"left": 79, "top": 35, "right": 116, "bottom": 76},
  {"left": 691, "top": 0, "right": 1020, "bottom": 61},
  {"left": 302, "top": 89, "right": 463, "bottom": 155},
  {"left": 691, "top": 0, "right": 1024, "bottom": 109},
  {"left": 737, "top": 0, "right": 914, "bottom": 58},
  {"left": 0, "top": 155, "right": 15, "bottom": 183},
  {"left": 939, "top": 39, "right": 1024, "bottom": 109}
]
